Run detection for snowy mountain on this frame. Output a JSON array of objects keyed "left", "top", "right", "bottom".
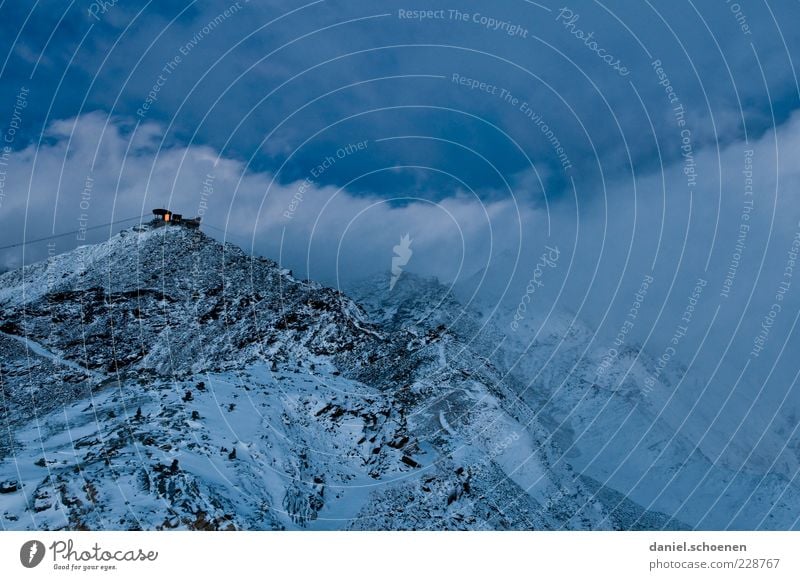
[
  {"left": 0, "top": 222, "right": 679, "bottom": 531},
  {"left": 3, "top": 223, "right": 783, "bottom": 530},
  {"left": 450, "top": 267, "right": 800, "bottom": 530}
]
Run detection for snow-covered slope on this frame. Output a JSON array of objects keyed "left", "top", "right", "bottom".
[
  {"left": 0, "top": 223, "right": 675, "bottom": 530},
  {"left": 449, "top": 264, "right": 800, "bottom": 530},
  {"left": 348, "top": 272, "right": 684, "bottom": 530}
]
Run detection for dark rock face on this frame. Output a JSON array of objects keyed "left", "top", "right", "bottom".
[{"left": 0, "top": 480, "right": 18, "bottom": 493}]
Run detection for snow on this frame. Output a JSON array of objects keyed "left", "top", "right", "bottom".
[{"left": 4, "top": 223, "right": 787, "bottom": 530}]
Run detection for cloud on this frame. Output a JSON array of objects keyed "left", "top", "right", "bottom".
[
  {"left": 0, "top": 111, "right": 529, "bottom": 284},
  {"left": 4, "top": 108, "right": 800, "bottom": 340},
  {"left": 3, "top": 106, "right": 800, "bottom": 468}
]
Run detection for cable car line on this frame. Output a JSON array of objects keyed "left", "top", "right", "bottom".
[{"left": 0, "top": 214, "right": 146, "bottom": 251}]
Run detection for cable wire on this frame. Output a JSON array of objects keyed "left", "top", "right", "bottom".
[{"left": 0, "top": 215, "right": 145, "bottom": 251}]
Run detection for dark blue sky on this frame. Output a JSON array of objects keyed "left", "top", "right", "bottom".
[{"left": 1, "top": 0, "right": 798, "bottom": 204}]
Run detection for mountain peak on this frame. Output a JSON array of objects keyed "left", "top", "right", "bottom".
[{"left": 0, "top": 223, "right": 372, "bottom": 382}]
